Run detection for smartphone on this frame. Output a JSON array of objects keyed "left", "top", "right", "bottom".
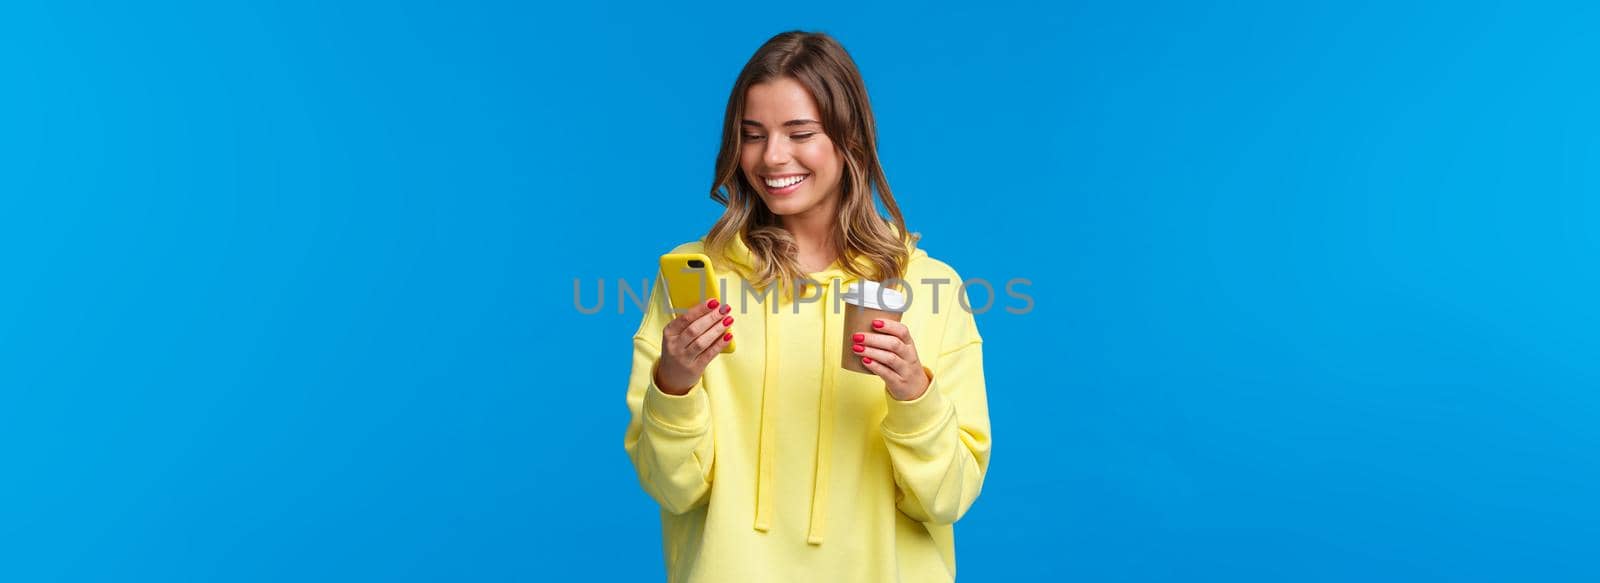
[{"left": 659, "top": 252, "right": 736, "bottom": 353}]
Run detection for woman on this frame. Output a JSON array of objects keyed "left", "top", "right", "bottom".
[{"left": 623, "top": 31, "right": 992, "bottom": 583}]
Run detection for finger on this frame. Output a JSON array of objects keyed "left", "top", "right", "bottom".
[
  {"left": 868, "top": 318, "right": 914, "bottom": 346},
  {"left": 667, "top": 298, "right": 719, "bottom": 335},
  {"left": 689, "top": 316, "right": 734, "bottom": 357},
  {"left": 682, "top": 307, "right": 733, "bottom": 347},
  {"left": 670, "top": 300, "right": 726, "bottom": 348},
  {"left": 859, "top": 352, "right": 905, "bottom": 383},
  {"left": 852, "top": 344, "right": 909, "bottom": 376},
  {"left": 854, "top": 330, "right": 918, "bottom": 370},
  {"left": 852, "top": 331, "right": 906, "bottom": 355},
  {"left": 693, "top": 329, "right": 734, "bottom": 367}
]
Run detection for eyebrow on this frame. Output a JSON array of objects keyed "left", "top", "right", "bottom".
[{"left": 741, "top": 119, "right": 821, "bottom": 128}]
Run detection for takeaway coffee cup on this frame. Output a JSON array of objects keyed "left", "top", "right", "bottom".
[{"left": 841, "top": 281, "right": 910, "bottom": 374}]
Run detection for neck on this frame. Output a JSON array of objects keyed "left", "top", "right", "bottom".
[{"left": 779, "top": 195, "right": 840, "bottom": 272}]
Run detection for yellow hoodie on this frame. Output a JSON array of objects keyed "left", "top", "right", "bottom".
[{"left": 623, "top": 233, "right": 992, "bottom": 583}]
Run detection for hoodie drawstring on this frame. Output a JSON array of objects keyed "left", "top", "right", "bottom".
[
  {"left": 750, "top": 276, "right": 845, "bottom": 545},
  {"left": 753, "top": 294, "right": 779, "bottom": 532},
  {"left": 807, "top": 276, "right": 843, "bottom": 544}
]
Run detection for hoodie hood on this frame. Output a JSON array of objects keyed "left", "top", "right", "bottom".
[{"left": 709, "top": 229, "right": 924, "bottom": 545}]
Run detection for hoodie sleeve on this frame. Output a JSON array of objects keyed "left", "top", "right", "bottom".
[
  {"left": 623, "top": 277, "right": 716, "bottom": 515},
  {"left": 879, "top": 283, "right": 993, "bottom": 525}
]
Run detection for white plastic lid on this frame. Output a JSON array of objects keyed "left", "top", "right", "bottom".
[{"left": 842, "top": 281, "right": 909, "bottom": 312}]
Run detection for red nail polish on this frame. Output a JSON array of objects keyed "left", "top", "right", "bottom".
[
  {"left": 852, "top": 333, "right": 865, "bottom": 342},
  {"left": 707, "top": 299, "right": 719, "bottom": 309},
  {"left": 723, "top": 316, "right": 734, "bottom": 326},
  {"left": 720, "top": 304, "right": 732, "bottom": 314},
  {"left": 862, "top": 357, "right": 873, "bottom": 364},
  {"left": 724, "top": 332, "right": 733, "bottom": 341},
  {"left": 852, "top": 344, "right": 865, "bottom": 353},
  {"left": 872, "top": 319, "right": 884, "bottom": 329}
]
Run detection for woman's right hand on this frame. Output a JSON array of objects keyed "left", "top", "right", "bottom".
[{"left": 654, "top": 298, "right": 735, "bottom": 395}]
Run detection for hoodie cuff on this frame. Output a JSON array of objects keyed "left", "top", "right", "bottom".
[
  {"left": 881, "top": 366, "right": 953, "bottom": 437},
  {"left": 645, "top": 376, "right": 711, "bottom": 436}
]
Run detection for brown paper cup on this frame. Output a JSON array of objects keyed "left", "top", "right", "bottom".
[{"left": 841, "top": 281, "right": 909, "bottom": 374}]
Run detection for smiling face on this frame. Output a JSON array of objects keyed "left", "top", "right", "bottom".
[{"left": 739, "top": 77, "right": 844, "bottom": 221}]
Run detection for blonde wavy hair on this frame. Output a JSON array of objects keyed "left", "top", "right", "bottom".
[{"left": 705, "top": 31, "right": 918, "bottom": 300}]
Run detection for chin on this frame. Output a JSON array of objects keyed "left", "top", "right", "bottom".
[{"left": 762, "top": 198, "right": 804, "bottom": 216}]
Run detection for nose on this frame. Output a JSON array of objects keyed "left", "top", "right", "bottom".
[{"left": 763, "top": 136, "right": 791, "bottom": 167}]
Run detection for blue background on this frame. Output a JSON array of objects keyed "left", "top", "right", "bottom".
[{"left": 3, "top": 1, "right": 1597, "bottom": 581}]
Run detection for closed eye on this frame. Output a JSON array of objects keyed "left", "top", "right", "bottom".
[{"left": 743, "top": 132, "right": 816, "bottom": 142}]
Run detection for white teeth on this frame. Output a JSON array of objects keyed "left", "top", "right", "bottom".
[{"left": 764, "top": 175, "right": 807, "bottom": 188}]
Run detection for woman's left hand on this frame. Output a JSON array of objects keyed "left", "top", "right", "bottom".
[{"left": 853, "top": 319, "right": 931, "bottom": 401}]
